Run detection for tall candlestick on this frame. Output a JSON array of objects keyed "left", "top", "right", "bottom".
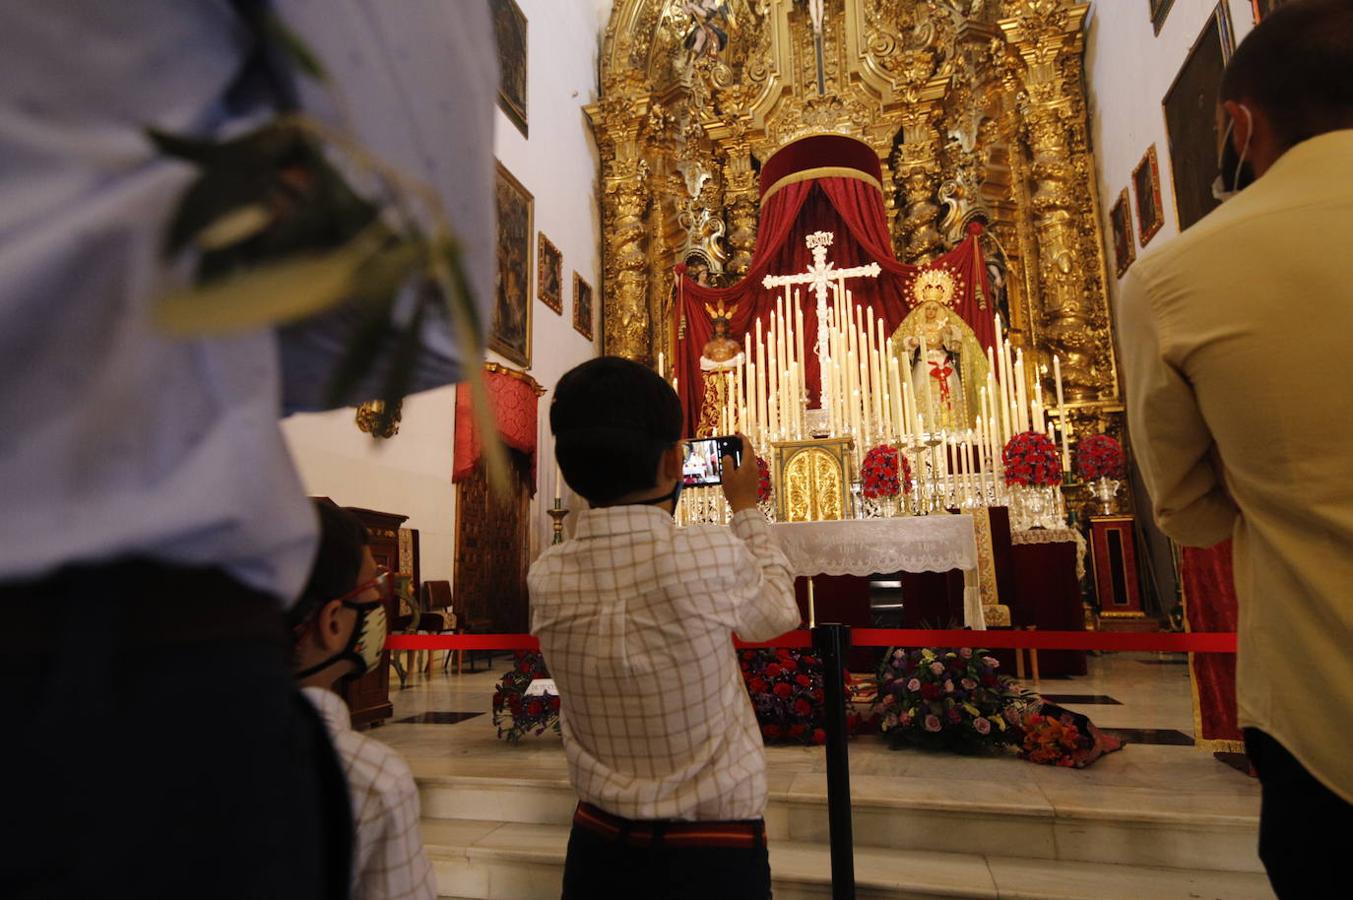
[{"left": 1053, "top": 354, "right": 1071, "bottom": 474}]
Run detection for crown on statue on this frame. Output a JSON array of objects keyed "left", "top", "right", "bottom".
[
  {"left": 805, "top": 231, "right": 834, "bottom": 250},
  {"left": 912, "top": 267, "right": 958, "bottom": 308},
  {"left": 704, "top": 297, "right": 739, "bottom": 323}
]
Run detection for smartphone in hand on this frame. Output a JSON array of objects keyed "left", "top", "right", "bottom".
[{"left": 682, "top": 435, "right": 743, "bottom": 486}]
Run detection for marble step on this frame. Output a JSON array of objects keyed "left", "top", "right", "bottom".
[
  {"left": 414, "top": 769, "right": 1263, "bottom": 874},
  {"left": 422, "top": 819, "right": 1275, "bottom": 900}
]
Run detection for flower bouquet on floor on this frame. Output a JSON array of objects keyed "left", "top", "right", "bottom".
[
  {"left": 872, "top": 647, "right": 1036, "bottom": 755},
  {"left": 492, "top": 650, "right": 561, "bottom": 743},
  {"left": 1021, "top": 703, "right": 1125, "bottom": 768},
  {"left": 740, "top": 648, "right": 853, "bottom": 745}
]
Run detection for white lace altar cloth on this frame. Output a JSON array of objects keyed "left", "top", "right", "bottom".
[{"left": 770, "top": 515, "right": 984, "bottom": 629}]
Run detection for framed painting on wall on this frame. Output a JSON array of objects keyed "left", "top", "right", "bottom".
[
  {"left": 492, "top": 162, "right": 533, "bottom": 368},
  {"left": 490, "top": 0, "right": 528, "bottom": 138},
  {"left": 538, "top": 233, "right": 563, "bottom": 314},
  {"left": 1133, "top": 145, "right": 1166, "bottom": 247},
  {"left": 573, "top": 273, "right": 594, "bottom": 341},
  {"left": 1150, "top": 0, "right": 1177, "bottom": 34},
  {"left": 1110, "top": 189, "right": 1136, "bottom": 278},
  {"left": 1252, "top": 0, "right": 1290, "bottom": 22},
  {"left": 1164, "top": 3, "right": 1236, "bottom": 232}
]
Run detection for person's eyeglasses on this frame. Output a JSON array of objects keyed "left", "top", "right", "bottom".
[{"left": 332, "top": 567, "right": 391, "bottom": 605}]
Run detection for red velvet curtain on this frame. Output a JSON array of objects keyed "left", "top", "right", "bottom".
[
  {"left": 1180, "top": 542, "right": 1244, "bottom": 750},
  {"left": 674, "top": 179, "right": 992, "bottom": 436},
  {"left": 453, "top": 370, "right": 541, "bottom": 493}
]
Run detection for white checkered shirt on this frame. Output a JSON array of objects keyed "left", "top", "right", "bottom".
[
  {"left": 529, "top": 506, "right": 800, "bottom": 822},
  {"left": 302, "top": 687, "right": 436, "bottom": 900}
]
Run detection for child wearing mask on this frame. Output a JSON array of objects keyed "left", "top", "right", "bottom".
[{"left": 290, "top": 499, "right": 436, "bottom": 900}]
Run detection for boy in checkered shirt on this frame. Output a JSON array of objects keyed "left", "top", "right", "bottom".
[{"left": 531, "top": 357, "right": 800, "bottom": 900}]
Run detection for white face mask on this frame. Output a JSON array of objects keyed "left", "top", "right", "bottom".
[{"left": 1211, "top": 105, "right": 1255, "bottom": 203}]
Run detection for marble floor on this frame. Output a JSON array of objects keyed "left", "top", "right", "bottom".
[
  {"left": 380, "top": 651, "right": 1271, "bottom": 898},
  {"left": 375, "top": 650, "right": 1256, "bottom": 805}
]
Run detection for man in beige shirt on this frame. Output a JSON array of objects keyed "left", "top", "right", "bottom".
[{"left": 1116, "top": 4, "right": 1353, "bottom": 895}]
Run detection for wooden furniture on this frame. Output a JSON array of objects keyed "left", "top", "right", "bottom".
[
  {"left": 316, "top": 501, "right": 414, "bottom": 729},
  {"left": 1090, "top": 515, "right": 1148, "bottom": 621},
  {"left": 1008, "top": 531, "right": 1087, "bottom": 677},
  {"left": 454, "top": 451, "right": 532, "bottom": 636}
]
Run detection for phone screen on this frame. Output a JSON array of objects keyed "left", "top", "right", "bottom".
[{"left": 682, "top": 436, "right": 742, "bottom": 487}]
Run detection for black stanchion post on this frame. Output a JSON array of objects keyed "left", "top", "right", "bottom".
[{"left": 812, "top": 622, "right": 855, "bottom": 900}]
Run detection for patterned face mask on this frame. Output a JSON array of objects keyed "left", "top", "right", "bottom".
[{"left": 296, "top": 571, "right": 389, "bottom": 681}]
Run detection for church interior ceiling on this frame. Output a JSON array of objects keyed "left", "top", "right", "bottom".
[{"left": 586, "top": 0, "right": 1122, "bottom": 448}]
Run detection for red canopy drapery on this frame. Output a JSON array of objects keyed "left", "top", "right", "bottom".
[
  {"left": 674, "top": 135, "right": 993, "bottom": 436},
  {"left": 453, "top": 366, "right": 543, "bottom": 493},
  {"left": 1181, "top": 542, "right": 1244, "bottom": 752}
]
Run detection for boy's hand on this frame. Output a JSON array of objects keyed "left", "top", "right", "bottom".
[{"left": 721, "top": 433, "right": 760, "bottom": 514}]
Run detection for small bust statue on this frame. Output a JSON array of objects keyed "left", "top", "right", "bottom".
[{"left": 700, "top": 299, "right": 744, "bottom": 370}]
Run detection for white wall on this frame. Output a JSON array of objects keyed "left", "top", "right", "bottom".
[
  {"left": 283, "top": 1, "right": 606, "bottom": 583},
  {"left": 1085, "top": 0, "right": 1256, "bottom": 305}
]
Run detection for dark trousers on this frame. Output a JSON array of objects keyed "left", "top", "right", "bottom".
[
  {"left": 561, "top": 818, "right": 772, "bottom": 900},
  {"left": 1245, "top": 729, "right": 1353, "bottom": 899},
  {"left": 1, "top": 562, "right": 352, "bottom": 900}
]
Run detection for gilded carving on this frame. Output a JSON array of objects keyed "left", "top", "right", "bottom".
[{"left": 591, "top": 0, "right": 1120, "bottom": 437}]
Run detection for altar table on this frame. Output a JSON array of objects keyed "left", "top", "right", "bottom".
[{"left": 771, "top": 515, "right": 984, "bottom": 630}]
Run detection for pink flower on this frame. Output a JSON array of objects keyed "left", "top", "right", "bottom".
[
  {"left": 906, "top": 678, "right": 921, "bottom": 692},
  {"left": 924, "top": 715, "right": 942, "bottom": 732},
  {"left": 930, "top": 662, "right": 945, "bottom": 675},
  {"left": 959, "top": 648, "right": 973, "bottom": 659},
  {"left": 973, "top": 717, "right": 992, "bottom": 735},
  {"left": 943, "top": 680, "right": 954, "bottom": 694},
  {"left": 961, "top": 678, "right": 977, "bottom": 690}
]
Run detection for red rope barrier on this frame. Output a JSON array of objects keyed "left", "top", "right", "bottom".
[{"left": 386, "top": 629, "right": 1236, "bottom": 654}]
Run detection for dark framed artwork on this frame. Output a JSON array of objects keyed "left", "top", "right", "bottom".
[
  {"left": 491, "top": 0, "right": 527, "bottom": 138},
  {"left": 1150, "top": 0, "right": 1177, "bottom": 34},
  {"left": 537, "top": 233, "right": 563, "bottom": 314},
  {"left": 1133, "top": 145, "right": 1165, "bottom": 247},
  {"left": 1252, "top": 0, "right": 1290, "bottom": 22},
  {"left": 1110, "top": 188, "right": 1137, "bottom": 278},
  {"left": 573, "top": 272, "right": 594, "bottom": 341},
  {"left": 492, "top": 161, "right": 533, "bottom": 368},
  {"left": 1163, "top": 4, "right": 1235, "bottom": 232}
]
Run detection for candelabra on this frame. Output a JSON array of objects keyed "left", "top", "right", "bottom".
[{"left": 546, "top": 498, "right": 569, "bottom": 545}]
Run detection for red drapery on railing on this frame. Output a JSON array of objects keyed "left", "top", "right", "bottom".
[
  {"left": 1181, "top": 542, "right": 1244, "bottom": 752},
  {"left": 673, "top": 135, "right": 993, "bottom": 436},
  {"left": 453, "top": 368, "right": 542, "bottom": 493}
]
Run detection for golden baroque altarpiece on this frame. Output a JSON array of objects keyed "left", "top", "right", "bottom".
[{"left": 586, "top": 0, "right": 1123, "bottom": 456}]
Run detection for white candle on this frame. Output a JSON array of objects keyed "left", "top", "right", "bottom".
[
  {"left": 756, "top": 329, "right": 767, "bottom": 444},
  {"left": 1015, "top": 348, "right": 1029, "bottom": 434},
  {"left": 658, "top": 351, "right": 665, "bottom": 379},
  {"left": 554, "top": 461, "right": 563, "bottom": 501},
  {"left": 890, "top": 356, "right": 905, "bottom": 442},
  {"left": 808, "top": 578, "right": 816, "bottom": 629},
  {"left": 919, "top": 334, "right": 933, "bottom": 429},
  {"left": 1053, "top": 354, "right": 1072, "bottom": 474}
]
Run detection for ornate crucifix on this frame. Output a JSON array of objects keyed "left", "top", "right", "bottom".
[
  {"left": 762, "top": 231, "right": 881, "bottom": 398},
  {"left": 808, "top": 0, "right": 827, "bottom": 95}
]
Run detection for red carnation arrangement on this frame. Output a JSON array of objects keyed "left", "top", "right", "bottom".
[
  {"left": 1075, "top": 434, "right": 1125, "bottom": 481},
  {"left": 740, "top": 648, "right": 846, "bottom": 746},
  {"left": 756, "top": 455, "right": 772, "bottom": 504},
  {"left": 492, "top": 650, "right": 561, "bottom": 743},
  {"left": 1002, "top": 431, "right": 1063, "bottom": 487},
  {"left": 860, "top": 444, "right": 912, "bottom": 499}
]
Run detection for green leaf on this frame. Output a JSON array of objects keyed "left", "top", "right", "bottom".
[
  {"left": 195, "top": 204, "right": 274, "bottom": 251},
  {"left": 264, "top": 14, "right": 328, "bottom": 80},
  {"left": 155, "top": 234, "right": 378, "bottom": 336},
  {"left": 146, "top": 127, "right": 225, "bottom": 166}
]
